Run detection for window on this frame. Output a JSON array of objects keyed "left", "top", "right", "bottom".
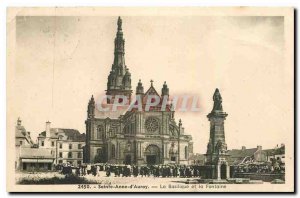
[
  {"left": 59, "top": 152, "right": 63, "bottom": 158},
  {"left": 69, "top": 144, "right": 72, "bottom": 149},
  {"left": 145, "top": 117, "right": 159, "bottom": 134},
  {"left": 78, "top": 161, "right": 82, "bottom": 165},
  {"left": 58, "top": 160, "right": 63, "bottom": 164},
  {"left": 68, "top": 152, "right": 72, "bottom": 158},
  {"left": 51, "top": 141, "right": 55, "bottom": 147},
  {"left": 77, "top": 152, "right": 82, "bottom": 158},
  {"left": 171, "top": 156, "right": 176, "bottom": 161},
  {"left": 78, "top": 144, "right": 82, "bottom": 149},
  {"left": 111, "top": 144, "right": 116, "bottom": 158},
  {"left": 185, "top": 146, "right": 188, "bottom": 159},
  {"left": 19, "top": 141, "right": 23, "bottom": 145},
  {"left": 39, "top": 163, "right": 44, "bottom": 168},
  {"left": 41, "top": 141, "right": 44, "bottom": 146},
  {"left": 59, "top": 143, "right": 62, "bottom": 149},
  {"left": 97, "top": 125, "right": 104, "bottom": 139}
]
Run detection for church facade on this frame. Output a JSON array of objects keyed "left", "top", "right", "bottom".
[{"left": 85, "top": 17, "right": 193, "bottom": 165}]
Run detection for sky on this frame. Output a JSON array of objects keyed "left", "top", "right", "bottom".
[{"left": 12, "top": 15, "right": 292, "bottom": 154}]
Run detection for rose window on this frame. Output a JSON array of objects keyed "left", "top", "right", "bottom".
[{"left": 145, "top": 117, "right": 159, "bottom": 133}]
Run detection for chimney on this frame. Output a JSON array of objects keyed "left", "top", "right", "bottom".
[
  {"left": 257, "top": 145, "right": 262, "bottom": 150},
  {"left": 46, "top": 121, "right": 51, "bottom": 138},
  {"left": 242, "top": 146, "right": 246, "bottom": 150}
]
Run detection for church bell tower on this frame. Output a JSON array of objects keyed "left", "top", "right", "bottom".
[{"left": 106, "top": 16, "right": 132, "bottom": 104}]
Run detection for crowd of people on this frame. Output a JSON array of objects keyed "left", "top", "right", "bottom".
[
  {"left": 59, "top": 163, "right": 205, "bottom": 178},
  {"left": 58, "top": 161, "right": 285, "bottom": 178},
  {"left": 233, "top": 162, "right": 285, "bottom": 174}
]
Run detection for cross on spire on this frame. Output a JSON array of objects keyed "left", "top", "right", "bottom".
[{"left": 150, "top": 79, "right": 154, "bottom": 86}]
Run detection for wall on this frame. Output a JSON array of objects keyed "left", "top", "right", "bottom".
[{"left": 57, "top": 141, "right": 85, "bottom": 166}]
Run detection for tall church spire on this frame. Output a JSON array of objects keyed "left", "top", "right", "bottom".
[
  {"left": 113, "top": 16, "right": 125, "bottom": 69},
  {"left": 106, "top": 17, "right": 132, "bottom": 104}
]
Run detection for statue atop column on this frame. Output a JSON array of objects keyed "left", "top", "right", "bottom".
[
  {"left": 205, "top": 88, "right": 230, "bottom": 180},
  {"left": 212, "top": 88, "right": 223, "bottom": 112}
]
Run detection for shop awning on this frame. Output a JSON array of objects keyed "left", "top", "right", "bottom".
[{"left": 22, "top": 159, "right": 54, "bottom": 163}]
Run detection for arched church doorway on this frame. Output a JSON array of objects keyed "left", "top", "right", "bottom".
[
  {"left": 220, "top": 164, "right": 227, "bottom": 179},
  {"left": 94, "top": 147, "right": 107, "bottom": 163},
  {"left": 145, "top": 145, "right": 160, "bottom": 165}
]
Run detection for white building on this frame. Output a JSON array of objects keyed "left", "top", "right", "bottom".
[
  {"left": 37, "top": 122, "right": 85, "bottom": 167},
  {"left": 15, "top": 118, "right": 55, "bottom": 171}
]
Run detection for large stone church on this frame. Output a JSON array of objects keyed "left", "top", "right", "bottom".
[{"left": 85, "top": 17, "right": 193, "bottom": 165}]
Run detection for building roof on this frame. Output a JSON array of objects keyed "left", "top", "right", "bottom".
[
  {"left": 262, "top": 145, "right": 285, "bottom": 156},
  {"left": 227, "top": 148, "right": 258, "bottom": 158},
  {"left": 227, "top": 144, "right": 285, "bottom": 165},
  {"left": 15, "top": 125, "right": 34, "bottom": 145},
  {"left": 227, "top": 148, "right": 258, "bottom": 165},
  {"left": 20, "top": 147, "right": 55, "bottom": 159},
  {"left": 39, "top": 128, "right": 85, "bottom": 142},
  {"left": 15, "top": 126, "right": 26, "bottom": 138}
]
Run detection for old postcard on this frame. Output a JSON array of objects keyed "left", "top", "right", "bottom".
[{"left": 7, "top": 7, "right": 294, "bottom": 192}]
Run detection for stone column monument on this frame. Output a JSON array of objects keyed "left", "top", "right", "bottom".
[{"left": 205, "top": 88, "right": 230, "bottom": 180}]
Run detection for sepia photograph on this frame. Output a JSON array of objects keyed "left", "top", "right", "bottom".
[{"left": 6, "top": 7, "right": 294, "bottom": 192}]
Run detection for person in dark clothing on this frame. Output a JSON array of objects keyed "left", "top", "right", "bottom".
[
  {"left": 162, "top": 166, "right": 166, "bottom": 178},
  {"left": 154, "top": 166, "right": 160, "bottom": 177},
  {"left": 106, "top": 166, "right": 111, "bottom": 177},
  {"left": 75, "top": 167, "right": 80, "bottom": 176},
  {"left": 140, "top": 166, "right": 144, "bottom": 177},
  {"left": 143, "top": 167, "right": 148, "bottom": 177},
  {"left": 167, "top": 166, "right": 171, "bottom": 177},
  {"left": 91, "top": 165, "right": 97, "bottom": 176},
  {"left": 179, "top": 167, "right": 184, "bottom": 177},
  {"left": 133, "top": 165, "right": 139, "bottom": 177},
  {"left": 186, "top": 167, "right": 191, "bottom": 178},
  {"left": 115, "top": 166, "right": 120, "bottom": 177},
  {"left": 173, "top": 166, "right": 178, "bottom": 177}
]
